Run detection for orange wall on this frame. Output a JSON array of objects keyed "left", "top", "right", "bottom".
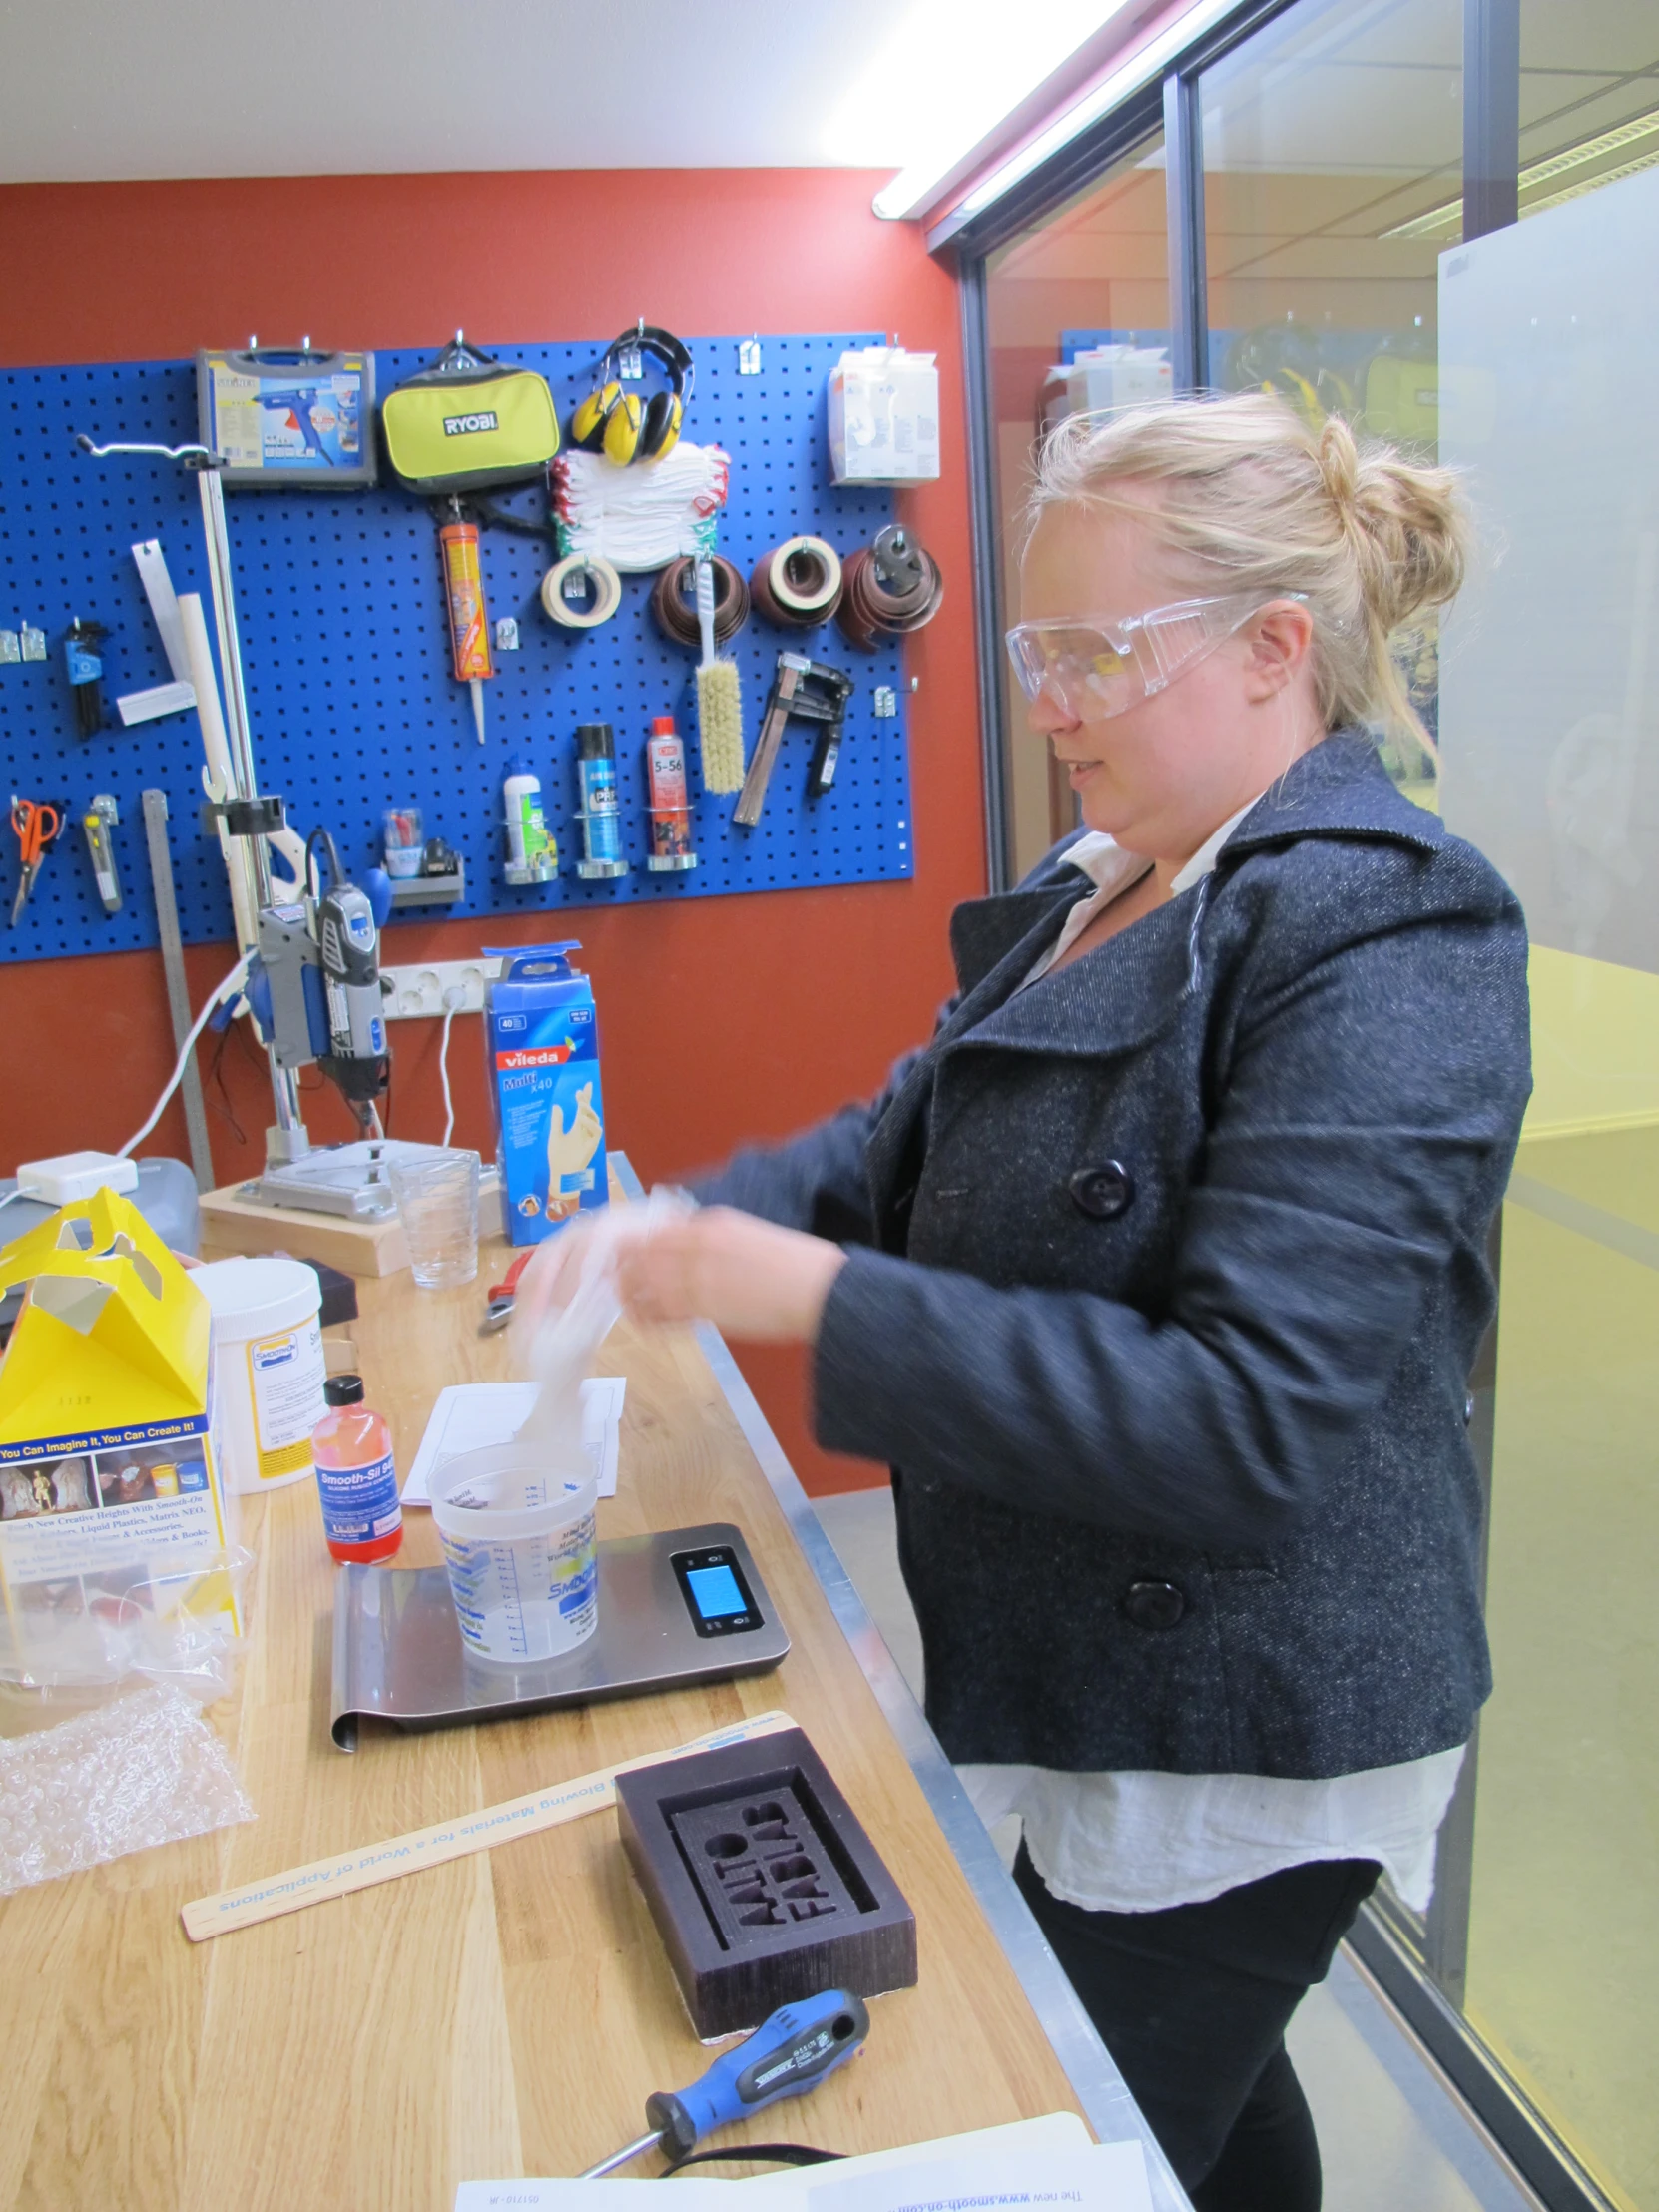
[{"left": 0, "top": 170, "right": 983, "bottom": 1494}]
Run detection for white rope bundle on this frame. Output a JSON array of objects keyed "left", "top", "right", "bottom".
[{"left": 552, "top": 442, "right": 730, "bottom": 572}]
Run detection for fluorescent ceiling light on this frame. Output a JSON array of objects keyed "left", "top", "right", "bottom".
[
  {"left": 1381, "top": 104, "right": 1659, "bottom": 241},
  {"left": 869, "top": 0, "right": 1145, "bottom": 221},
  {"left": 943, "top": 0, "right": 1240, "bottom": 224}
]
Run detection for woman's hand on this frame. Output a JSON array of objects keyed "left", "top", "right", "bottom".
[{"left": 613, "top": 1208, "right": 845, "bottom": 1344}]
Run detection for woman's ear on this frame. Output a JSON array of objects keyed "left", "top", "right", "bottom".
[{"left": 1241, "top": 599, "right": 1315, "bottom": 701}]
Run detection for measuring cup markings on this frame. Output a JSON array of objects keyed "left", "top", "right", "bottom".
[{"left": 429, "top": 1443, "right": 599, "bottom": 1666}]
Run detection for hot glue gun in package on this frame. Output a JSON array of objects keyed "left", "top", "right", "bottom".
[{"left": 483, "top": 943, "right": 608, "bottom": 1246}]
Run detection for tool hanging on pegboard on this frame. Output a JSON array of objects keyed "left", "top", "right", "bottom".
[
  {"left": 734, "top": 653, "right": 854, "bottom": 827},
  {"left": 836, "top": 525, "right": 943, "bottom": 651},
  {"left": 2, "top": 335, "right": 916, "bottom": 967},
  {"left": 63, "top": 617, "right": 110, "bottom": 738}
]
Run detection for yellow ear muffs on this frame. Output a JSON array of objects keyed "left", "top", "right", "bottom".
[
  {"left": 639, "top": 387, "right": 683, "bottom": 460},
  {"left": 569, "top": 377, "right": 621, "bottom": 452},
  {"left": 573, "top": 327, "right": 692, "bottom": 465},
  {"left": 601, "top": 390, "right": 645, "bottom": 465}
]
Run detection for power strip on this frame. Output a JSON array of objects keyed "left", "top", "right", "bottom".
[{"left": 379, "top": 958, "right": 501, "bottom": 1021}]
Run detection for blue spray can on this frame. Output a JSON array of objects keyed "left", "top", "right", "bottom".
[{"left": 576, "top": 721, "right": 624, "bottom": 869}]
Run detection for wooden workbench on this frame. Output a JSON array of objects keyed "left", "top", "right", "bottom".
[{"left": 0, "top": 1172, "right": 1181, "bottom": 2210}]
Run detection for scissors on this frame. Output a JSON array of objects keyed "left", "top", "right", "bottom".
[{"left": 10, "top": 796, "right": 63, "bottom": 927}]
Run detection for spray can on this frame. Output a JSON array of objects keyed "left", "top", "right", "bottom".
[
  {"left": 575, "top": 722, "right": 628, "bottom": 878},
  {"left": 645, "top": 715, "right": 696, "bottom": 869},
  {"left": 439, "top": 513, "right": 493, "bottom": 743},
  {"left": 503, "top": 758, "right": 557, "bottom": 885}
]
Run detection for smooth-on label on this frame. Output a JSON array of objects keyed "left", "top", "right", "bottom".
[
  {"left": 315, "top": 1447, "right": 401, "bottom": 1547},
  {"left": 247, "top": 1320, "right": 326, "bottom": 1481},
  {"left": 439, "top": 1507, "right": 597, "bottom": 1663}
]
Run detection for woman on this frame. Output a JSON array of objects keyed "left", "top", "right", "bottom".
[{"left": 528, "top": 393, "right": 1532, "bottom": 2210}]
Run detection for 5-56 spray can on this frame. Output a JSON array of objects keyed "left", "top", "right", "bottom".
[{"left": 645, "top": 715, "right": 695, "bottom": 868}]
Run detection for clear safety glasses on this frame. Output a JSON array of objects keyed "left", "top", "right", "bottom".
[{"left": 1005, "top": 592, "right": 1301, "bottom": 722}]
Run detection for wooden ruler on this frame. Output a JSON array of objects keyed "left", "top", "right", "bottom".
[{"left": 182, "top": 1707, "right": 798, "bottom": 1943}]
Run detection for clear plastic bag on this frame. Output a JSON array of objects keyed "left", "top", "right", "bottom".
[
  {"left": 512, "top": 1186, "right": 694, "bottom": 1466},
  {"left": 0, "top": 1546, "right": 254, "bottom": 1704},
  {"left": 0, "top": 1681, "right": 254, "bottom": 1897}
]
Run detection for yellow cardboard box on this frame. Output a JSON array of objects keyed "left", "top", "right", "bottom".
[{"left": 0, "top": 1191, "right": 241, "bottom": 1662}]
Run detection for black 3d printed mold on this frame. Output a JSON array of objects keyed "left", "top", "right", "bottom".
[{"left": 615, "top": 1726, "right": 918, "bottom": 2035}]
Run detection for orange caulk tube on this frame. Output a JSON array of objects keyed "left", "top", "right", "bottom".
[{"left": 439, "top": 515, "right": 493, "bottom": 743}]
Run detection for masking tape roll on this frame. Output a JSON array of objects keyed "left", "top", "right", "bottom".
[
  {"left": 764, "top": 536, "right": 842, "bottom": 617},
  {"left": 540, "top": 553, "right": 624, "bottom": 630}
]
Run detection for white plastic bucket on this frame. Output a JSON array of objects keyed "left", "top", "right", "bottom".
[
  {"left": 428, "top": 1442, "right": 598, "bottom": 1665},
  {"left": 196, "top": 1256, "right": 326, "bottom": 1493}
]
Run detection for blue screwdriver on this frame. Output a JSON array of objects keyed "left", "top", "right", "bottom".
[{"left": 581, "top": 1989, "right": 871, "bottom": 2177}]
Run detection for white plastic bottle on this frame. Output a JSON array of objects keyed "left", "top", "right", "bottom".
[{"left": 503, "top": 758, "right": 556, "bottom": 883}]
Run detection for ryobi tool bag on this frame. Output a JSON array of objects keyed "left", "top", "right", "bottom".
[{"left": 381, "top": 338, "right": 560, "bottom": 496}]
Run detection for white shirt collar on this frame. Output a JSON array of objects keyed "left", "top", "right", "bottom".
[
  {"left": 1064, "top": 790, "right": 1262, "bottom": 899},
  {"left": 1023, "top": 793, "right": 1263, "bottom": 991}
]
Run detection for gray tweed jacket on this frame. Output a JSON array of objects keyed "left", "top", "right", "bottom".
[{"left": 701, "top": 733, "right": 1532, "bottom": 1780}]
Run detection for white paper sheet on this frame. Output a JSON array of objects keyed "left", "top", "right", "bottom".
[
  {"left": 401, "top": 1378, "right": 626, "bottom": 1505},
  {"left": 803, "top": 2139, "right": 1150, "bottom": 2211},
  {"left": 453, "top": 2114, "right": 1153, "bottom": 2212}
]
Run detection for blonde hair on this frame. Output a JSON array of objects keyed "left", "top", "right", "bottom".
[{"left": 1026, "top": 391, "right": 1469, "bottom": 749}]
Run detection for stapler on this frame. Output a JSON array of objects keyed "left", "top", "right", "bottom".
[{"left": 734, "top": 652, "right": 855, "bottom": 827}]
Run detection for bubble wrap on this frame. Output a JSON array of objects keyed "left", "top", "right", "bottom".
[{"left": 0, "top": 1684, "right": 254, "bottom": 1897}]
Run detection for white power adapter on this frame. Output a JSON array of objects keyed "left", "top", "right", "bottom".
[{"left": 16, "top": 1150, "right": 141, "bottom": 1205}]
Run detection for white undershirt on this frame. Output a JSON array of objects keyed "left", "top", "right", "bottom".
[{"left": 961, "top": 804, "right": 1466, "bottom": 1914}]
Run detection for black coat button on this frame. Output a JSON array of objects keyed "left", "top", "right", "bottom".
[
  {"left": 1069, "top": 1161, "right": 1134, "bottom": 1221},
  {"left": 1123, "top": 1579, "right": 1186, "bottom": 1630},
  {"left": 1464, "top": 1394, "right": 1476, "bottom": 1426}
]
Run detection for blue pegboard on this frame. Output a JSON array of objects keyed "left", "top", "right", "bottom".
[{"left": 0, "top": 334, "right": 914, "bottom": 964}]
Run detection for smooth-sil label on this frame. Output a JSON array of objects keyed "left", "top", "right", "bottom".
[
  {"left": 247, "top": 1319, "right": 326, "bottom": 1480},
  {"left": 315, "top": 1447, "right": 401, "bottom": 1546}
]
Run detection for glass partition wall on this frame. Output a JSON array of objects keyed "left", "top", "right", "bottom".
[
  {"left": 984, "top": 141, "right": 1171, "bottom": 879},
  {"left": 964, "top": 3, "right": 1659, "bottom": 2207}
]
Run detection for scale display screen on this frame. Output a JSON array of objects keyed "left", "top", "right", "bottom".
[{"left": 672, "top": 1545, "right": 762, "bottom": 1638}]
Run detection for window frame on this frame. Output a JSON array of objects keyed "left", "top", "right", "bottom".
[{"left": 943, "top": 12, "right": 1633, "bottom": 2212}]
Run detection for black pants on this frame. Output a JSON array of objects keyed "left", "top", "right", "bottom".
[{"left": 1014, "top": 1843, "right": 1380, "bottom": 2211}]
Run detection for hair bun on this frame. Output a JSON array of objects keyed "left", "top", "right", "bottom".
[{"left": 1316, "top": 415, "right": 1362, "bottom": 516}]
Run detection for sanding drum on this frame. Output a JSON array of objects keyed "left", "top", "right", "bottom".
[
  {"left": 750, "top": 536, "right": 843, "bottom": 628},
  {"left": 836, "top": 524, "right": 944, "bottom": 652},
  {"left": 649, "top": 555, "right": 751, "bottom": 647}
]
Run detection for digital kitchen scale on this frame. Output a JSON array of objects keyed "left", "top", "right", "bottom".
[{"left": 329, "top": 1522, "right": 789, "bottom": 1749}]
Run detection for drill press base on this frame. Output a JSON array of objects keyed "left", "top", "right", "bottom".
[{"left": 245, "top": 1138, "right": 436, "bottom": 1221}]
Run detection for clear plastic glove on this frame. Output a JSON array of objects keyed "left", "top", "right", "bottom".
[{"left": 510, "top": 1188, "right": 696, "bottom": 1462}]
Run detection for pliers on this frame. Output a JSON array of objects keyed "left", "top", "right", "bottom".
[{"left": 479, "top": 1250, "right": 533, "bottom": 1334}]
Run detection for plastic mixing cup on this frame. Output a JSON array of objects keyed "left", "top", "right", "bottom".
[
  {"left": 427, "top": 1442, "right": 598, "bottom": 1664},
  {"left": 387, "top": 1147, "right": 480, "bottom": 1290}
]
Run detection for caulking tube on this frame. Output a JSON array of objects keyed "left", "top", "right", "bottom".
[{"left": 179, "top": 592, "right": 260, "bottom": 955}]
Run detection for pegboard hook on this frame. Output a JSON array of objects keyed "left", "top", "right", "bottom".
[{"left": 75, "top": 433, "right": 224, "bottom": 473}]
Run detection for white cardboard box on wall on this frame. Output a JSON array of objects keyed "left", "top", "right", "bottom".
[{"left": 829, "top": 345, "right": 941, "bottom": 484}]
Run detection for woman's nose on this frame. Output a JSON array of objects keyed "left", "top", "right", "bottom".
[{"left": 1025, "top": 686, "right": 1076, "bottom": 739}]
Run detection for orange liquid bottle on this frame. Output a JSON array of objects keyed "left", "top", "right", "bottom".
[{"left": 311, "top": 1375, "right": 403, "bottom": 1564}]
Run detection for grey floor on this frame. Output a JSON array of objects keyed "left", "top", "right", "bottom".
[{"left": 814, "top": 1486, "right": 1545, "bottom": 2212}]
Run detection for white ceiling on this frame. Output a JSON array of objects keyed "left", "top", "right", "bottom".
[{"left": 0, "top": 0, "right": 1125, "bottom": 186}]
